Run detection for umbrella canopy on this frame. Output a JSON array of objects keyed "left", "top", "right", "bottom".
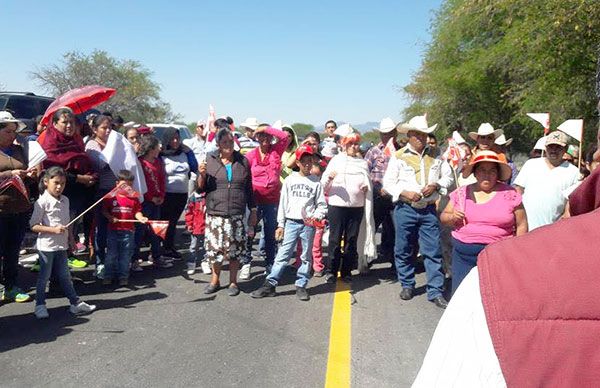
[{"left": 41, "top": 85, "right": 116, "bottom": 125}]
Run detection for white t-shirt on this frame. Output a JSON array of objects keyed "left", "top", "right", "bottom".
[{"left": 513, "top": 158, "right": 579, "bottom": 230}]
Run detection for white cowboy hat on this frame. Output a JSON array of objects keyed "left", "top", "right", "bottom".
[
  {"left": 468, "top": 123, "right": 502, "bottom": 141},
  {"left": 494, "top": 133, "right": 513, "bottom": 147},
  {"left": 0, "top": 111, "right": 26, "bottom": 132},
  {"left": 376, "top": 117, "right": 397, "bottom": 133},
  {"left": 240, "top": 117, "right": 259, "bottom": 131},
  {"left": 452, "top": 131, "right": 467, "bottom": 145},
  {"left": 397, "top": 115, "right": 438, "bottom": 134},
  {"left": 333, "top": 123, "right": 355, "bottom": 138}
]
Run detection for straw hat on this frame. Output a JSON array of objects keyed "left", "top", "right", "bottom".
[
  {"left": 461, "top": 150, "right": 512, "bottom": 181},
  {"left": 375, "top": 117, "right": 397, "bottom": 133},
  {"left": 240, "top": 117, "right": 259, "bottom": 131},
  {"left": 468, "top": 123, "right": 502, "bottom": 141},
  {"left": 452, "top": 131, "right": 467, "bottom": 145},
  {"left": 397, "top": 115, "right": 438, "bottom": 134}
]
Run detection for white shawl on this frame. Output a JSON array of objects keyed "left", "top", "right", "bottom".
[{"left": 323, "top": 152, "right": 376, "bottom": 273}]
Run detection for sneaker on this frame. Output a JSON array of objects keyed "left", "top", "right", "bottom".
[
  {"left": 74, "top": 242, "right": 87, "bottom": 253},
  {"left": 69, "top": 301, "right": 96, "bottom": 315},
  {"left": 130, "top": 261, "right": 143, "bottom": 272},
  {"left": 68, "top": 257, "right": 87, "bottom": 269},
  {"left": 324, "top": 273, "right": 336, "bottom": 284},
  {"left": 200, "top": 261, "right": 212, "bottom": 274},
  {"left": 95, "top": 264, "right": 105, "bottom": 279},
  {"left": 34, "top": 304, "right": 49, "bottom": 319},
  {"left": 118, "top": 278, "right": 129, "bottom": 286},
  {"left": 251, "top": 282, "right": 276, "bottom": 298},
  {"left": 186, "top": 263, "right": 196, "bottom": 276},
  {"left": 163, "top": 249, "right": 182, "bottom": 260},
  {"left": 296, "top": 286, "right": 310, "bottom": 301},
  {"left": 1, "top": 287, "right": 32, "bottom": 303},
  {"left": 154, "top": 258, "right": 173, "bottom": 269},
  {"left": 313, "top": 271, "right": 324, "bottom": 278},
  {"left": 30, "top": 263, "right": 41, "bottom": 273},
  {"left": 239, "top": 263, "right": 251, "bottom": 280}
]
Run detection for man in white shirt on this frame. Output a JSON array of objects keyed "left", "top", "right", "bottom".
[
  {"left": 383, "top": 115, "right": 453, "bottom": 309},
  {"left": 513, "top": 131, "right": 579, "bottom": 230}
]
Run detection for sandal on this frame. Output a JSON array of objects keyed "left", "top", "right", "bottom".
[{"left": 204, "top": 283, "right": 220, "bottom": 294}]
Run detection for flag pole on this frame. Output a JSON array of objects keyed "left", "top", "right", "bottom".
[{"left": 65, "top": 184, "right": 123, "bottom": 228}]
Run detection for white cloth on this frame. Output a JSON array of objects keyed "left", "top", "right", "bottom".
[
  {"left": 513, "top": 158, "right": 579, "bottom": 230},
  {"left": 321, "top": 153, "right": 376, "bottom": 264},
  {"left": 30, "top": 191, "right": 70, "bottom": 251},
  {"left": 413, "top": 269, "right": 506, "bottom": 388},
  {"left": 101, "top": 131, "right": 147, "bottom": 201},
  {"left": 382, "top": 144, "right": 454, "bottom": 207},
  {"left": 163, "top": 153, "right": 190, "bottom": 194},
  {"left": 277, "top": 172, "right": 327, "bottom": 227}
]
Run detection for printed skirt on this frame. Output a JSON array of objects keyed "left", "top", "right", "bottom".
[{"left": 204, "top": 214, "right": 246, "bottom": 263}]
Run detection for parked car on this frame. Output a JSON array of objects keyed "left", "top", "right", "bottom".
[
  {"left": 146, "top": 123, "right": 192, "bottom": 143},
  {"left": 0, "top": 92, "right": 54, "bottom": 132}
]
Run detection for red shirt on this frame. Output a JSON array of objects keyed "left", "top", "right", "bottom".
[
  {"left": 103, "top": 187, "right": 142, "bottom": 231},
  {"left": 139, "top": 157, "right": 166, "bottom": 203}
]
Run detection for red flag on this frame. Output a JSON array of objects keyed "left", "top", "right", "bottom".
[
  {"left": 148, "top": 220, "right": 169, "bottom": 240},
  {"left": 383, "top": 137, "right": 397, "bottom": 157},
  {"left": 0, "top": 175, "right": 29, "bottom": 199}
]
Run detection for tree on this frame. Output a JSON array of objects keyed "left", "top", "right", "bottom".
[
  {"left": 404, "top": 0, "right": 600, "bottom": 152},
  {"left": 31, "top": 50, "right": 179, "bottom": 123}
]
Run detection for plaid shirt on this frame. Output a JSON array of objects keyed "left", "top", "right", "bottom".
[{"left": 364, "top": 141, "right": 396, "bottom": 191}]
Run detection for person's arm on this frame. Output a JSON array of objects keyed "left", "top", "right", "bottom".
[
  {"left": 244, "top": 161, "right": 257, "bottom": 225},
  {"left": 263, "top": 126, "right": 290, "bottom": 155},
  {"left": 277, "top": 181, "right": 288, "bottom": 228},
  {"left": 186, "top": 149, "right": 199, "bottom": 175},
  {"left": 286, "top": 151, "right": 298, "bottom": 169},
  {"left": 436, "top": 160, "right": 454, "bottom": 195},
  {"left": 440, "top": 198, "right": 465, "bottom": 227},
  {"left": 382, "top": 157, "right": 414, "bottom": 202},
  {"left": 29, "top": 201, "right": 66, "bottom": 234},
  {"left": 514, "top": 204, "right": 528, "bottom": 236},
  {"left": 135, "top": 211, "right": 149, "bottom": 223},
  {"left": 514, "top": 185, "right": 524, "bottom": 195}
]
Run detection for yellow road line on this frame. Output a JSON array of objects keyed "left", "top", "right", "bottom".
[{"left": 324, "top": 280, "right": 352, "bottom": 388}]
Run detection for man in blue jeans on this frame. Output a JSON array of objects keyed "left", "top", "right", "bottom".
[{"left": 382, "top": 115, "right": 453, "bottom": 309}]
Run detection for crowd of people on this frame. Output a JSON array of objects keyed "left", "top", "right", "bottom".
[{"left": 0, "top": 107, "right": 594, "bottom": 319}]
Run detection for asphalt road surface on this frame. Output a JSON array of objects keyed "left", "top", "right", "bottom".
[{"left": 0, "top": 232, "right": 445, "bottom": 388}]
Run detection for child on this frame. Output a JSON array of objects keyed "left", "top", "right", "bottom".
[
  {"left": 251, "top": 145, "right": 327, "bottom": 301},
  {"left": 184, "top": 190, "right": 208, "bottom": 275},
  {"left": 102, "top": 170, "right": 148, "bottom": 286},
  {"left": 30, "top": 167, "right": 96, "bottom": 319}
]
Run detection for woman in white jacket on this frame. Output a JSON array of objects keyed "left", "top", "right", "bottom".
[{"left": 321, "top": 125, "right": 375, "bottom": 283}]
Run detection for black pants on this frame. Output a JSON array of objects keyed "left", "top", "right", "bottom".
[
  {"left": 327, "top": 205, "right": 364, "bottom": 278},
  {"left": 0, "top": 213, "right": 28, "bottom": 290},
  {"left": 373, "top": 192, "right": 395, "bottom": 262},
  {"left": 161, "top": 192, "right": 188, "bottom": 250}
]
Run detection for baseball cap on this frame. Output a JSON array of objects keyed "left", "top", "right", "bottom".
[
  {"left": 545, "top": 131, "right": 568, "bottom": 147},
  {"left": 295, "top": 144, "right": 314, "bottom": 160}
]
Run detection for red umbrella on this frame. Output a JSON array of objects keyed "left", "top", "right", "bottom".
[{"left": 41, "top": 85, "right": 116, "bottom": 125}]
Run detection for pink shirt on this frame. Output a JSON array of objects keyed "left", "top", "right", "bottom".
[{"left": 449, "top": 183, "right": 521, "bottom": 244}]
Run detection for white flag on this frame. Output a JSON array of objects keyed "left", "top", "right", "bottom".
[
  {"left": 27, "top": 140, "right": 47, "bottom": 168},
  {"left": 101, "top": 131, "right": 147, "bottom": 201},
  {"left": 526, "top": 113, "right": 550, "bottom": 133},
  {"left": 557, "top": 119, "right": 584, "bottom": 142}
]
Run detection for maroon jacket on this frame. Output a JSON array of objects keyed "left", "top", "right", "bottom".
[{"left": 478, "top": 209, "right": 600, "bottom": 387}]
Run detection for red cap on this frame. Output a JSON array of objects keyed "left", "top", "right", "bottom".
[{"left": 295, "top": 144, "right": 314, "bottom": 160}]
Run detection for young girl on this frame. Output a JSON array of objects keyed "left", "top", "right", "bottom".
[{"left": 30, "top": 167, "right": 97, "bottom": 319}]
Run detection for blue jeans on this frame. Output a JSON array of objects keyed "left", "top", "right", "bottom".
[
  {"left": 393, "top": 203, "right": 444, "bottom": 300},
  {"left": 135, "top": 201, "right": 162, "bottom": 260},
  {"left": 187, "top": 234, "right": 206, "bottom": 269},
  {"left": 267, "top": 219, "right": 315, "bottom": 288},
  {"left": 451, "top": 238, "right": 487, "bottom": 295},
  {"left": 242, "top": 204, "right": 277, "bottom": 267},
  {"left": 106, "top": 230, "right": 134, "bottom": 279},
  {"left": 36, "top": 250, "right": 79, "bottom": 306}
]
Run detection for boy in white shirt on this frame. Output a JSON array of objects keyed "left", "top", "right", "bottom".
[{"left": 251, "top": 145, "right": 327, "bottom": 301}]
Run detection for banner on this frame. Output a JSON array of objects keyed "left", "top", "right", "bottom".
[
  {"left": 0, "top": 175, "right": 29, "bottom": 199},
  {"left": 526, "top": 113, "right": 550, "bottom": 135},
  {"left": 557, "top": 119, "right": 583, "bottom": 142},
  {"left": 101, "top": 131, "right": 147, "bottom": 201}
]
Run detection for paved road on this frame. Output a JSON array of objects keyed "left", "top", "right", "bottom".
[{"left": 0, "top": 235, "right": 445, "bottom": 387}]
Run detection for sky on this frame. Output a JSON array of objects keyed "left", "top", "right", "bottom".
[{"left": 2, "top": 0, "right": 442, "bottom": 127}]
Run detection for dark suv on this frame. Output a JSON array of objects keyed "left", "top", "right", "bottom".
[{"left": 0, "top": 92, "right": 54, "bottom": 132}]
